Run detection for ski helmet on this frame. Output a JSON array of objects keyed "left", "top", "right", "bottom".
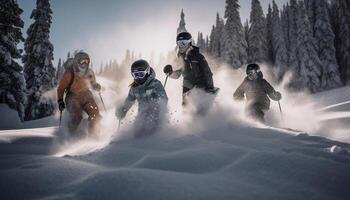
[
  {"left": 131, "top": 59, "right": 151, "bottom": 84},
  {"left": 246, "top": 63, "right": 261, "bottom": 80},
  {"left": 176, "top": 31, "right": 192, "bottom": 42},
  {"left": 176, "top": 32, "right": 193, "bottom": 53},
  {"left": 74, "top": 51, "right": 90, "bottom": 72}
]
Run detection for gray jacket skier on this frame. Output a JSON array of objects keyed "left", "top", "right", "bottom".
[
  {"left": 234, "top": 63, "right": 282, "bottom": 122},
  {"left": 116, "top": 60, "right": 168, "bottom": 137}
]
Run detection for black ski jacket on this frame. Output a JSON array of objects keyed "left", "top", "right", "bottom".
[
  {"left": 170, "top": 46, "right": 214, "bottom": 92},
  {"left": 233, "top": 76, "right": 281, "bottom": 110}
]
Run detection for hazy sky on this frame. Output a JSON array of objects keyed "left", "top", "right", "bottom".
[{"left": 18, "top": 0, "right": 288, "bottom": 67}]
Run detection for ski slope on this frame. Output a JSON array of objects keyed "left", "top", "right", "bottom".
[{"left": 0, "top": 78, "right": 350, "bottom": 199}]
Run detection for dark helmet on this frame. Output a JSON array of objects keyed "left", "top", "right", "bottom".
[
  {"left": 246, "top": 63, "right": 262, "bottom": 80},
  {"left": 131, "top": 59, "right": 151, "bottom": 84},
  {"left": 176, "top": 31, "right": 192, "bottom": 42},
  {"left": 131, "top": 59, "right": 150, "bottom": 72},
  {"left": 246, "top": 63, "right": 260, "bottom": 74}
]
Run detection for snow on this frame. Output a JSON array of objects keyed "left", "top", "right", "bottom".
[
  {"left": 0, "top": 113, "right": 349, "bottom": 199},
  {"left": 1, "top": 81, "right": 350, "bottom": 199}
]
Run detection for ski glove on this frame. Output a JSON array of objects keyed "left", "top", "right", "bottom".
[
  {"left": 116, "top": 107, "right": 127, "bottom": 120},
  {"left": 163, "top": 65, "right": 173, "bottom": 75},
  {"left": 58, "top": 99, "right": 65, "bottom": 111},
  {"left": 275, "top": 91, "right": 282, "bottom": 101},
  {"left": 93, "top": 83, "right": 102, "bottom": 92},
  {"left": 205, "top": 87, "right": 218, "bottom": 94}
]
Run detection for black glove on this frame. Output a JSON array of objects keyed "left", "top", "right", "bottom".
[
  {"left": 116, "top": 107, "right": 127, "bottom": 120},
  {"left": 275, "top": 91, "right": 282, "bottom": 101},
  {"left": 58, "top": 99, "right": 65, "bottom": 111},
  {"left": 205, "top": 87, "right": 219, "bottom": 94},
  {"left": 163, "top": 65, "right": 173, "bottom": 75},
  {"left": 93, "top": 83, "right": 102, "bottom": 92}
]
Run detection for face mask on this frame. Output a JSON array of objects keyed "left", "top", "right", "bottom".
[
  {"left": 247, "top": 70, "right": 259, "bottom": 80},
  {"left": 78, "top": 59, "right": 89, "bottom": 72}
]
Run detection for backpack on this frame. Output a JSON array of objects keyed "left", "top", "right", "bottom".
[{"left": 63, "top": 58, "right": 76, "bottom": 94}]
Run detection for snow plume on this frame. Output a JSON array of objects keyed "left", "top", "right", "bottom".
[
  {"left": 53, "top": 55, "right": 350, "bottom": 157},
  {"left": 53, "top": 77, "right": 122, "bottom": 157}
]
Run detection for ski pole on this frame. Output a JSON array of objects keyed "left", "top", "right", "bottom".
[
  {"left": 278, "top": 101, "right": 283, "bottom": 120},
  {"left": 118, "top": 119, "right": 121, "bottom": 131},
  {"left": 163, "top": 75, "right": 169, "bottom": 88},
  {"left": 59, "top": 110, "right": 62, "bottom": 128},
  {"left": 99, "top": 92, "right": 107, "bottom": 112}
]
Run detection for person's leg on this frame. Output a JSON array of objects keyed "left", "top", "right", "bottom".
[
  {"left": 66, "top": 95, "right": 83, "bottom": 133},
  {"left": 82, "top": 92, "right": 102, "bottom": 135},
  {"left": 182, "top": 87, "right": 191, "bottom": 106},
  {"left": 246, "top": 103, "right": 265, "bottom": 123}
]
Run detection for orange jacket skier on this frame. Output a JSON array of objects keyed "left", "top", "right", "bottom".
[{"left": 57, "top": 52, "right": 102, "bottom": 135}]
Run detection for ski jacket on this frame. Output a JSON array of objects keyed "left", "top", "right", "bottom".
[
  {"left": 57, "top": 66, "right": 99, "bottom": 101},
  {"left": 170, "top": 46, "right": 214, "bottom": 91},
  {"left": 233, "top": 76, "right": 281, "bottom": 110},
  {"left": 122, "top": 68, "right": 168, "bottom": 116}
]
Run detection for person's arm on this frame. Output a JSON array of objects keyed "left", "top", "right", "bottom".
[
  {"left": 169, "top": 68, "right": 183, "bottom": 79},
  {"left": 198, "top": 54, "right": 214, "bottom": 89},
  {"left": 233, "top": 81, "right": 246, "bottom": 101},
  {"left": 123, "top": 89, "right": 137, "bottom": 112},
  {"left": 116, "top": 88, "right": 136, "bottom": 119},
  {"left": 151, "top": 80, "right": 168, "bottom": 102},
  {"left": 263, "top": 79, "right": 281, "bottom": 101},
  {"left": 57, "top": 71, "right": 72, "bottom": 101},
  {"left": 88, "top": 70, "right": 101, "bottom": 91}
]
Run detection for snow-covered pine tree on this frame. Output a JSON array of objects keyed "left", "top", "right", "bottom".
[
  {"left": 271, "top": 0, "right": 289, "bottom": 80},
  {"left": 280, "top": 4, "right": 290, "bottom": 55},
  {"left": 333, "top": 0, "right": 350, "bottom": 85},
  {"left": 209, "top": 13, "right": 225, "bottom": 58},
  {"left": 266, "top": 4, "right": 273, "bottom": 64},
  {"left": 56, "top": 58, "right": 64, "bottom": 82},
  {"left": 305, "top": 0, "right": 342, "bottom": 90},
  {"left": 209, "top": 25, "right": 216, "bottom": 54},
  {"left": 292, "top": 0, "right": 322, "bottom": 93},
  {"left": 243, "top": 19, "right": 250, "bottom": 62},
  {"left": 0, "top": 0, "right": 27, "bottom": 121},
  {"left": 177, "top": 9, "right": 187, "bottom": 34},
  {"left": 205, "top": 35, "right": 209, "bottom": 53},
  {"left": 287, "top": 0, "right": 299, "bottom": 71},
  {"left": 248, "top": 0, "right": 268, "bottom": 63},
  {"left": 222, "top": 0, "right": 247, "bottom": 69},
  {"left": 23, "top": 0, "right": 56, "bottom": 121},
  {"left": 196, "top": 32, "right": 206, "bottom": 52}
]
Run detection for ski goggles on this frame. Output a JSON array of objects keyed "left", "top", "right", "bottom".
[
  {"left": 247, "top": 69, "right": 260, "bottom": 75},
  {"left": 177, "top": 39, "right": 192, "bottom": 48},
  {"left": 79, "top": 59, "right": 90, "bottom": 65},
  {"left": 131, "top": 67, "right": 150, "bottom": 79}
]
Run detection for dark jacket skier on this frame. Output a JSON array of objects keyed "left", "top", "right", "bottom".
[
  {"left": 116, "top": 59, "right": 168, "bottom": 137},
  {"left": 163, "top": 32, "right": 216, "bottom": 105},
  {"left": 233, "top": 63, "right": 282, "bottom": 122},
  {"left": 57, "top": 51, "right": 102, "bottom": 135}
]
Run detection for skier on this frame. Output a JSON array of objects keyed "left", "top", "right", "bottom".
[
  {"left": 116, "top": 59, "right": 168, "bottom": 137},
  {"left": 57, "top": 51, "right": 102, "bottom": 135},
  {"left": 163, "top": 31, "right": 218, "bottom": 112},
  {"left": 233, "top": 63, "right": 282, "bottom": 122}
]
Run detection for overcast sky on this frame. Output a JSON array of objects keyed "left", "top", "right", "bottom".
[{"left": 18, "top": 0, "right": 288, "bottom": 67}]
